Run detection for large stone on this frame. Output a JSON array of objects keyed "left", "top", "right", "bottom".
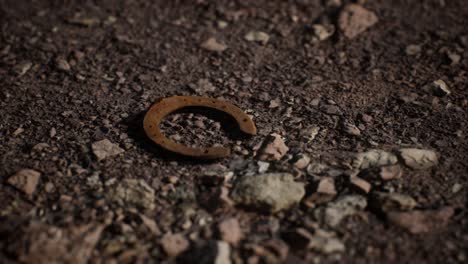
[
  {"left": 387, "top": 207, "right": 454, "bottom": 234},
  {"left": 7, "top": 169, "right": 41, "bottom": 196},
  {"left": 230, "top": 173, "right": 305, "bottom": 213},
  {"left": 315, "top": 195, "right": 367, "bottom": 227},
  {"left": 105, "top": 179, "right": 155, "bottom": 210},
  {"left": 338, "top": 4, "right": 378, "bottom": 39},
  {"left": 399, "top": 148, "right": 438, "bottom": 170}
]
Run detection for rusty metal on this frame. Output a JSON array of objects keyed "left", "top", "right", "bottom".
[{"left": 143, "top": 96, "right": 256, "bottom": 159}]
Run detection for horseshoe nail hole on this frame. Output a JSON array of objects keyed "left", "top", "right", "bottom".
[
  {"left": 243, "top": 118, "right": 248, "bottom": 122},
  {"left": 204, "top": 150, "right": 209, "bottom": 154}
]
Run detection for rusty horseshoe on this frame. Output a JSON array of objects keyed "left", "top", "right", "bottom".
[{"left": 143, "top": 96, "right": 257, "bottom": 159}]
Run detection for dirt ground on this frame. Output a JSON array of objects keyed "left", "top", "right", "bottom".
[{"left": 1, "top": 0, "right": 467, "bottom": 263}]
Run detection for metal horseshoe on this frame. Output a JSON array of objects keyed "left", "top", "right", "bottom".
[{"left": 143, "top": 96, "right": 257, "bottom": 159}]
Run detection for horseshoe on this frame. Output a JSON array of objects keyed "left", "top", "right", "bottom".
[{"left": 143, "top": 96, "right": 257, "bottom": 159}]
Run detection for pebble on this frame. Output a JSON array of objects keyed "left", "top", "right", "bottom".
[
  {"left": 231, "top": 173, "right": 305, "bottom": 213},
  {"left": 405, "top": 44, "right": 421, "bottom": 56},
  {"left": 293, "top": 154, "right": 310, "bottom": 169},
  {"left": 308, "top": 229, "right": 346, "bottom": 254},
  {"left": 353, "top": 149, "right": 398, "bottom": 170},
  {"left": 315, "top": 195, "right": 367, "bottom": 227},
  {"left": 349, "top": 177, "right": 371, "bottom": 193},
  {"left": 49, "top": 127, "right": 57, "bottom": 138},
  {"left": 7, "top": 169, "right": 41, "bottom": 196},
  {"left": 304, "top": 178, "right": 337, "bottom": 208},
  {"left": 244, "top": 31, "right": 270, "bottom": 44},
  {"left": 160, "top": 233, "right": 190, "bottom": 257},
  {"left": 311, "top": 24, "right": 335, "bottom": 42},
  {"left": 105, "top": 179, "right": 155, "bottom": 210},
  {"left": 320, "top": 104, "right": 342, "bottom": 115},
  {"left": 14, "top": 61, "right": 32, "bottom": 76},
  {"left": 218, "top": 218, "right": 242, "bottom": 245},
  {"left": 447, "top": 52, "right": 460, "bottom": 65},
  {"left": 386, "top": 207, "right": 454, "bottom": 234},
  {"left": 201, "top": 37, "right": 227, "bottom": 52},
  {"left": 92, "top": 139, "right": 125, "bottom": 161},
  {"left": 56, "top": 57, "right": 71, "bottom": 71},
  {"left": 399, "top": 148, "right": 438, "bottom": 170},
  {"left": 338, "top": 4, "right": 378, "bottom": 39},
  {"left": 344, "top": 123, "right": 361, "bottom": 136},
  {"left": 13, "top": 127, "right": 24, "bottom": 136},
  {"left": 257, "top": 134, "right": 289, "bottom": 161},
  {"left": 257, "top": 161, "right": 270, "bottom": 173},
  {"left": 371, "top": 192, "right": 417, "bottom": 212},
  {"left": 194, "top": 78, "right": 216, "bottom": 94},
  {"left": 422, "top": 80, "right": 450, "bottom": 97}
]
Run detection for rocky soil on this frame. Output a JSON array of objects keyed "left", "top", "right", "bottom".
[{"left": 1, "top": 0, "right": 467, "bottom": 263}]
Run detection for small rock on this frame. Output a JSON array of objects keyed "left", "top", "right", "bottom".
[
  {"left": 218, "top": 218, "right": 242, "bottom": 245},
  {"left": 257, "top": 134, "right": 289, "bottom": 161},
  {"left": 308, "top": 229, "right": 345, "bottom": 254},
  {"left": 343, "top": 123, "right": 361, "bottom": 136},
  {"left": 140, "top": 214, "right": 161, "bottom": 235},
  {"left": 12, "top": 127, "right": 24, "bottom": 136},
  {"left": 379, "top": 164, "right": 403, "bottom": 180},
  {"left": 304, "top": 178, "right": 337, "bottom": 208},
  {"left": 244, "top": 31, "right": 270, "bottom": 44},
  {"left": 7, "top": 169, "right": 41, "bottom": 196},
  {"left": 349, "top": 177, "right": 371, "bottom": 193},
  {"left": 451, "top": 183, "right": 463, "bottom": 194},
  {"left": 371, "top": 192, "right": 417, "bottom": 212},
  {"left": 231, "top": 173, "right": 305, "bottom": 213},
  {"left": 311, "top": 24, "right": 335, "bottom": 42},
  {"left": 315, "top": 195, "right": 367, "bottom": 227},
  {"left": 201, "top": 37, "right": 227, "bottom": 52},
  {"left": 405, "top": 44, "right": 421, "bottom": 56},
  {"left": 422, "top": 80, "right": 450, "bottom": 97},
  {"left": 320, "top": 104, "right": 342, "bottom": 115},
  {"left": 293, "top": 154, "right": 310, "bottom": 169},
  {"left": 67, "top": 15, "right": 100, "bottom": 27},
  {"left": 386, "top": 207, "right": 454, "bottom": 234},
  {"left": 56, "top": 57, "right": 71, "bottom": 71},
  {"left": 92, "top": 139, "right": 124, "bottom": 161},
  {"left": 105, "top": 179, "right": 155, "bottom": 209},
  {"left": 353, "top": 149, "right": 398, "bottom": 170},
  {"left": 257, "top": 161, "right": 270, "bottom": 173},
  {"left": 399, "top": 148, "right": 438, "bottom": 170},
  {"left": 194, "top": 78, "right": 216, "bottom": 94},
  {"left": 194, "top": 120, "right": 206, "bottom": 129},
  {"left": 447, "top": 52, "right": 460, "bottom": 65},
  {"left": 49, "top": 127, "right": 57, "bottom": 138},
  {"left": 338, "top": 4, "right": 378, "bottom": 39},
  {"left": 13, "top": 62, "right": 32, "bottom": 76},
  {"left": 301, "top": 126, "right": 320, "bottom": 141},
  {"left": 160, "top": 233, "right": 189, "bottom": 257},
  {"left": 460, "top": 35, "right": 468, "bottom": 47},
  {"left": 217, "top": 20, "right": 228, "bottom": 29},
  {"left": 268, "top": 99, "right": 281, "bottom": 108}
]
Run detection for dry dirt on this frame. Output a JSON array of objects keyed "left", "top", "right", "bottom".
[{"left": 0, "top": 0, "right": 467, "bottom": 263}]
